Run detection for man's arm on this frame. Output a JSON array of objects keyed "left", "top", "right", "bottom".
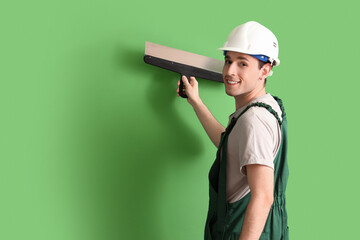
[
  {"left": 238, "top": 164, "right": 274, "bottom": 240},
  {"left": 177, "top": 76, "right": 225, "bottom": 148}
]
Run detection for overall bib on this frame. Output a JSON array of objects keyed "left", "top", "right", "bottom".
[{"left": 204, "top": 96, "right": 289, "bottom": 240}]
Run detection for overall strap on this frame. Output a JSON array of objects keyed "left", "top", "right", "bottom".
[
  {"left": 272, "top": 96, "right": 286, "bottom": 121},
  {"left": 230, "top": 102, "right": 282, "bottom": 133}
]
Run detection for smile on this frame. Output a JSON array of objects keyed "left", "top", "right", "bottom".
[{"left": 226, "top": 79, "right": 240, "bottom": 85}]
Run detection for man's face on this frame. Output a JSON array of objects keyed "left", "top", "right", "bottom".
[{"left": 222, "top": 51, "right": 265, "bottom": 98}]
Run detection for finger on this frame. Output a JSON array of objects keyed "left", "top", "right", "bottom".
[
  {"left": 177, "top": 80, "right": 180, "bottom": 86},
  {"left": 189, "top": 76, "right": 197, "bottom": 85},
  {"left": 182, "top": 75, "right": 190, "bottom": 86}
]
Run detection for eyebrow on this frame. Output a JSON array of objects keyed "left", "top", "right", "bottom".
[{"left": 224, "top": 55, "right": 249, "bottom": 61}]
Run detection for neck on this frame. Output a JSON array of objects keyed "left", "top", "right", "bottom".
[{"left": 235, "top": 87, "right": 266, "bottom": 110}]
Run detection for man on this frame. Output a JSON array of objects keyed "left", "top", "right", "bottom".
[{"left": 177, "top": 21, "right": 289, "bottom": 240}]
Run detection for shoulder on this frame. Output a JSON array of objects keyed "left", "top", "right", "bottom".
[
  {"left": 240, "top": 107, "right": 279, "bottom": 129},
  {"left": 247, "top": 94, "right": 281, "bottom": 120},
  {"left": 230, "top": 94, "right": 282, "bottom": 124},
  {"left": 237, "top": 108, "right": 276, "bottom": 136},
  {"left": 234, "top": 94, "right": 282, "bottom": 138}
]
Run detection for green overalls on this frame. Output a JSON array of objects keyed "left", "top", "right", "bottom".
[{"left": 204, "top": 96, "right": 289, "bottom": 240}]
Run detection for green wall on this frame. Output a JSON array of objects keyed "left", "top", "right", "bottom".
[{"left": 1, "top": 0, "right": 359, "bottom": 239}]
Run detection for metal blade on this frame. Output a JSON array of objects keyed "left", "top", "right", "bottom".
[{"left": 145, "top": 42, "right": 223, "bottom": 74}]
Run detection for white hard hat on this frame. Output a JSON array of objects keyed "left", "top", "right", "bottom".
[{"left": 218, "top": 21, "right": 280, "bottom": 69}]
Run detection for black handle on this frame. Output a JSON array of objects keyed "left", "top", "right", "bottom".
[{"left": 179, "top": 75, "right": 189, "bottom": 98}]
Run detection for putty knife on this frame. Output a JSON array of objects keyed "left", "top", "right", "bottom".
[{"left": 144, "top": 42, "right": 224, "bottom": 98}]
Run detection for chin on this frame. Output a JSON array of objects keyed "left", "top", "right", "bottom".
[
  {"left": 225, "top": 87, "right": 241, "bottom": 97},
  {"left": 225, "top": 89, "right": 233, "bottom": 96}
]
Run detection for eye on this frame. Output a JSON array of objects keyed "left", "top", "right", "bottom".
[
  {"left": 225, "top": 60, "right": 232, "bottom": 65},
  {"left": 239, "top": 62, "right": 247, "bottom": 67}
]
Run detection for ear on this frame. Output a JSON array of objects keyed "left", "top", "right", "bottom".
[{"left": 260, "top": 63, "right": 272, "bottom": 79}]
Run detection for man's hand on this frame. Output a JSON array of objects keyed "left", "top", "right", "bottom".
[
  {"left": 177, "top": 76, "right": 201, "bottom": 107},
  {"left": 239, "top": 164, "right": 274, "bottom": 240}
]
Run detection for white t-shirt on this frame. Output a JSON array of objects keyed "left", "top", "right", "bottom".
[{"left": 226, "top": 93, "right": 282, "bottom": 203}]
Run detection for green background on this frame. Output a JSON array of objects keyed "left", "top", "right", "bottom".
[{"left": 1, "top": 0, "right": 359, "bottom": 239}]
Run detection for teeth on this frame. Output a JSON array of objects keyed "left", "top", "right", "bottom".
[{"left": 228, "top": 80, "right": 238, "bottom": 84}]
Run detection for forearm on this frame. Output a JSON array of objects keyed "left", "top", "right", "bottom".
[
  {"left": 177, "top": 76, "right": 225, "bottom": 147},
  {"left": 238, "top": 195, "right": 273, "bottom": 240},
  {"left": 192, "top": 99, "right": 225, "bottom": 148}
]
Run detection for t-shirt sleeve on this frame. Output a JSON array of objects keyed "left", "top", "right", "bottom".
[{"left": 234, "top": 108, "right": 277, "bottom": 175}]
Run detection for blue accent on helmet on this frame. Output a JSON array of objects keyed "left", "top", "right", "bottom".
[
  {"left": 223, "top": 51, "right": 269, "bottom": 63},
  {"left": 249, "top": 54, "right": 269, "bottom": 63}
]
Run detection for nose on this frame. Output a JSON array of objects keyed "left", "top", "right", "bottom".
[{"left": 226, "top": 62, "right": 237, "bottom": 76}]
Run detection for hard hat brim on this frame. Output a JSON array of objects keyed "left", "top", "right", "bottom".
[{"left": 218, "top": 47, "right": 280, "bottom": 67}]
